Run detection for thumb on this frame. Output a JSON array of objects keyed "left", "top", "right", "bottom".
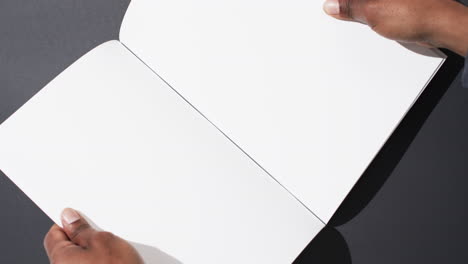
[
  {"left": 61, "top": 208, "right": 97, "bottom": 248},
  {"left": 323, "top": 0, "right": 369, "bottom": 24}
]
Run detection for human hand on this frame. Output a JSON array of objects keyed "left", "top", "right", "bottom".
[
  {"left": 323, "top": 0, "right": 468, "bottom": 56},
  {"left": 44, "top": 208, "right": 144, "bottom": 264}
]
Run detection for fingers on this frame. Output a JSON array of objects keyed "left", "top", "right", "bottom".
[
  {"left": 43, "top": 224, "right": 72, "bottom": 257},
  {"left": 323, "top": 0, "right": 369, "bottom": 24},
  {"left": 61, "top": 208, "right": 97, "bottom": 248},
  {"left": 45, "top": 208, "right": 144, "bottom": 264}
]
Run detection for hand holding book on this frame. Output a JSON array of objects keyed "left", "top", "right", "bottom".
[
  {"left": 44, "top": 208, "right": 144, "bottom": 264},
  {"left": 323, "top": 0, "right": 468, "bottom": 56},
  {"left": 1, "top": 0, "right": 454, "bottom": 263}
]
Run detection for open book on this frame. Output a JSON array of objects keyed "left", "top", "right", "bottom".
[{"left": 0, "top": 0, "right": 444, "bottom": 263}]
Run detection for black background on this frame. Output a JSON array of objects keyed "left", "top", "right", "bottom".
[{"left": 1, "top": 1, "right": 467, "bottom": 263}]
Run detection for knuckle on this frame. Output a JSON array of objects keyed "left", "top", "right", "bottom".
[
  {"left": 43, "top": 228, "right": 60, "bottom": 249},
  {"left": 339, "top": 0, "right": 353, "bottom": 18},
  {"left": 43, "top": 226, "right": 56, "bottom": 242},
  {"left": 70, "top": 223, "right": 91, "bottom": 240}
]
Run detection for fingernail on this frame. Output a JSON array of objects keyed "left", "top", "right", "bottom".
[
  {"left": 61, "top": 208, "right": 81, "bottom": 225},
  {"left": 323, "top": 0, "right": 340, "bottom": 15}
]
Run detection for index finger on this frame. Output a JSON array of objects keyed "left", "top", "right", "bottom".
[{"left": 43, "top": 224, "right": 75, "bottom": 258}]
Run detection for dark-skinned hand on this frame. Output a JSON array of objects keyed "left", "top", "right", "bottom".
[
  {"left": 44, "top": 208, "right": 144, "bottom": 264},
  {"left": 323, "top": 0, "right": 468, "bottom": 56}
]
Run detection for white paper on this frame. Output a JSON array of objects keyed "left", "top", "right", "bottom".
[
  {"left": 0, "top": 41, "right": 323, "bottom": 264},
  {"left": 120, "top": 0, "right": 445, "bottom": 222}
]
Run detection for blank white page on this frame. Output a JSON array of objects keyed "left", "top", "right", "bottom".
[
  {"left": 0, "top": 41, "right": 323, "bottom": 264},
  {"left": 120, "top": 0, "right": 445, "bottom": 222}
]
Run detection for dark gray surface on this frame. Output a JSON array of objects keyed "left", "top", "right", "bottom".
[
  {"left": 1, "top": 1, "right": 467, "bottom": 263},
  {"left": 339, "top": 71, "right": 468, "bottom": 264},
  {"left": 0, "top": 1, "right": 129, "bottom": 263}
]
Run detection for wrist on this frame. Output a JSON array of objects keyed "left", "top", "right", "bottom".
[{"left": 431, "top": 2, "right": 468, "bottom": 57}]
